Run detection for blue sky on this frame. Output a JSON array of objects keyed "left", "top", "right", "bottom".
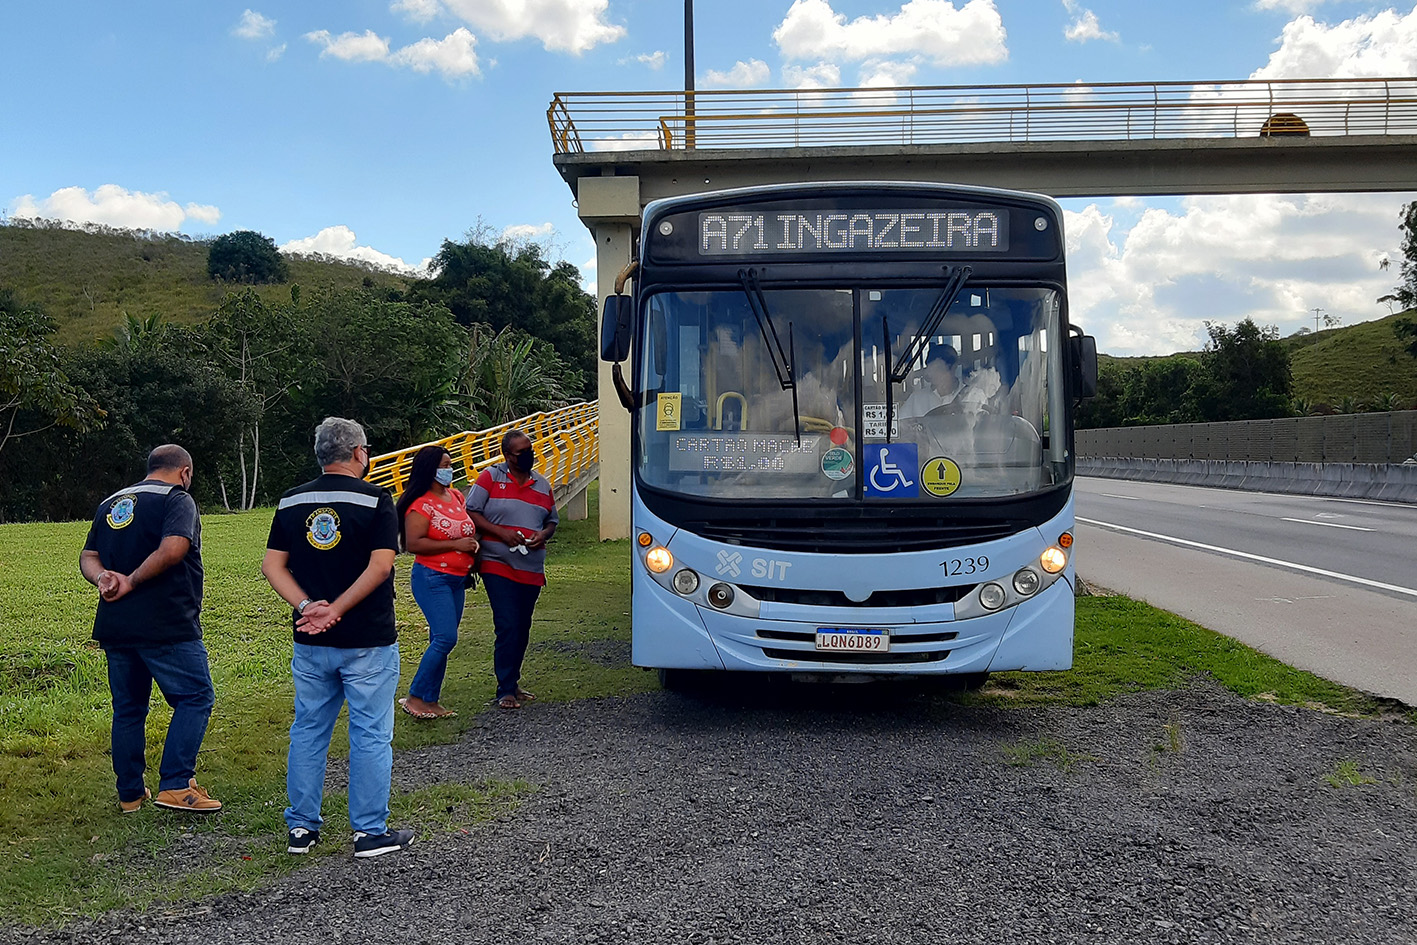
[{"left": 4, "top": 1, "right": 1417, "bottom": 354}]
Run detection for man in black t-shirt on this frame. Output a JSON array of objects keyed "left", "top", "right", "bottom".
[
  {"left": 79, "top": 444, "right": 221, "bottom": 814},
  {"left": 261, "top": 417, "right": 413, "bottom": 858}
]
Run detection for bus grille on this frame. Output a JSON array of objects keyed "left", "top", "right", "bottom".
[
  {"left": 756, "top": 628, "right": 956, "bottom": 665},
  {"left": 690, "top": 518, "right": 1021, "bottom": 554},
  {"left": 741, "top": 585, "right": 974, "bottom": 607}
]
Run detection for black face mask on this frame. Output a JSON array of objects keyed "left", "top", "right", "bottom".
[{"left": 513, "top": 450, "right": 536, "bottom": 473}]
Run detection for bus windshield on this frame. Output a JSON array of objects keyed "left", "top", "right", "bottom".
[{"left": 637, "top": 285, "right": 1067, "bottom": 502}]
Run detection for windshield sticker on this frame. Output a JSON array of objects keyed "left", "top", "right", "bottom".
[
  {"left": 920, "top": 456, "right": 962, "bottom": 497},
  {"left": 656, "top": 393, "right": 682, "bottom": 431},
  {"left": 864, "top": 443, "right": 918, "bottom": 498},
  {"left": 821, "top": 446, "right": 853, "bottom": 481},
  {"left": 862, "top": 404, "right": 898, "bottom": 439}
]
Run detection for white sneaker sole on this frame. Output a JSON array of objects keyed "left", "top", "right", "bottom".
[{"left": 353, "top": 839, "right": 412, "bottom": 858}]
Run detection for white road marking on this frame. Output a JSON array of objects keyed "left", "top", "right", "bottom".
[
  {"left": 1077, "top": 517, "right": 1417, "bottom": 599},
  {"left": 1099, "top": 493, "right": 1140, "bottom": 500},
  {"left": 1280, "top": 518, "right": 1373, "bottom": 532}
]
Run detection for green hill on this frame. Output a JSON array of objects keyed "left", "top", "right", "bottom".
[
  {"left": 0, "top": 222, "right": 415, "bottom": 344},
  {"left": 1283, "top": 311, "right": 1417, "bottom": 408}
]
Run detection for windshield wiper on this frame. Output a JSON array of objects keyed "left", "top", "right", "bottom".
[
  {"left": 881, "top": 265, "right": 971, "bottom": 443},
  {"left": 738, "top": 268, "right": 802, "bottom": 443}
]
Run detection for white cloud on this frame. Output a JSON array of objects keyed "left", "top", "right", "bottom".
[
  {"left": 1062, "top": 192, "right": 1411, "bottom": 355},
  {"left": 773, "top": 0, "right": 1007, "bottom": 67},
  {"left": 305, "top": 29, "right": 391, "bottom": 62},
  {"left": 500, "top": 221, "right": 555, "bottom": 242},
  {"left": 8, "top": 185, "right": 220, "bottom": 232},
  {"left": 586, "top": 130, "right": 663, "bottom": 152},
  {"left": 858, "top": 59, "right": 919, "bottom": 87},
  {"left": 184, "top": 203, "right": 222, "bottom": 225},
  {"left": 392, "top": 27, "right": 481, "bottom": 77},
  {"left": 392, "top": 0, "right": 444, "bottom": 23},
  {"left": 629, "top": 50, "right": 667, "bottom": 69},
  {"left": 783, "top": 61, "right": 841, "bottom": 88},
  {"left": 234, "top": 9, "right": 276, "bottom": 40},
  {"left": 438, "top": 0, "right": 624, "bottom": 54},
  {"left": 280, "top": 226, "right": 429, "bottom": 274},
  {"left": 266, "top": 43, "right": 287, "bottom": 62},
  {"left": 1254, "top": 0, "right": 1325, "bottom": 14},
  {"left": 702, "top": 59, "right": 771, "bottom": 89},
  {"left": 1252, "top": 7, "right": 1417, "bottom": 79},
  {"left": 1063, "top": 8, "right": 1119, "bottom": 43}
]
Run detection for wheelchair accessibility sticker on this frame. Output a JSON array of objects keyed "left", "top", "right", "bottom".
[{"left": 864, "top": 443, "right": 918, "bottom": 498}]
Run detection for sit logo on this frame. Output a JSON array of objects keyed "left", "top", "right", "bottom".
[
  {"left": 306, "top": 507, "right": 342, "bottom": 550},
  {"left": 714, "top": 550, "right": 791, "bottom": 581}
]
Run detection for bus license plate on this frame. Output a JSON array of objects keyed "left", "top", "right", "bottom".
[{"left": 815, "top": 628, "right": 890, "bottom": 653}]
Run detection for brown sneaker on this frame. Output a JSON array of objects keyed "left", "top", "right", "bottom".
[
  {"left": 119, "top": 787, "right": 151, "bottom": 814},
  {"left": 153, "top": 779, "right": 222, "bottom": 813}
]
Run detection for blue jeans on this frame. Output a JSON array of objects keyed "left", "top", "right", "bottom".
[
  {"left": 285, "top": 642, "right": 400, "bottom": 836},
  {"left": 482, "top": 573, "right": 542, "bottom": 699},
  {"left": 105, "top": 640, "right": 215, "bottom": 799},
  {"left": 407, "top": 563, "right": 467, "bottom": 703}
]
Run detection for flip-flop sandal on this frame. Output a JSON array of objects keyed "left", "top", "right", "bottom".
[
  {"left": 398, "top": 697, "right": 438, "bottom": 720},
  {"left": 515, "top": 689, "right": 536, "bottom": 703},
  {"left": 496, "top": 695, "right": 522, "bottom": 710}
]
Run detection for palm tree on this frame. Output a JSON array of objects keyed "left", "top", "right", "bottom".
[{"left": 456, "top": 325, "right": 571, "bottom": 429}]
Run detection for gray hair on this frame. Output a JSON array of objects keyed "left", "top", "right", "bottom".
[
  {"left": 147, "top": 443, "right": 193, "bottom": 473},
  {"left": 314, "top": 417, "right": 367, "bottom": 467}
]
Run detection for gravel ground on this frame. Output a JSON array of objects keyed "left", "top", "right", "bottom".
[{"left": 9, "top": 678, "right": 1417, "bottom": 945}]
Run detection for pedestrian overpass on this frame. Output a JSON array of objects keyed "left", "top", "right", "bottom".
[{"left": 550, "top": 76, "right": 1417, "bottom": 538}]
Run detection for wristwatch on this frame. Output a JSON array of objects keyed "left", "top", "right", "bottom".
[{"left": 297, "top": 598, "right": 312, "bottom": 615}]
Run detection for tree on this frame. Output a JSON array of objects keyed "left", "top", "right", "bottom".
[
  {"left": 1393, "top": 201, "right": 1417, "bottom": 309},
  {"left": 0, "top": 290, "right": 102, "bottom": 457},
  {"left": 408, "top": 237, "right": 596, "bottom": 397},
  {"left": 1395, "top": 318, "right": 1417, "bottom": 360},
  {"left": 458, "top": 325, "right": 572, "bottom": 428},
  {"left": 207, "top": 230, "right": 289, "bottom": 284},
  {"left": 1189, "top": 318, "right": 1293, "bottom": 421},
  {"left": 201, "top": 290, "right": 311, "bottom": 510}
]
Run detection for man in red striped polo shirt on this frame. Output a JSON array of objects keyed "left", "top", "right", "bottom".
[{"left": 466, "top": 429, "right": 558, "bottom": 709}]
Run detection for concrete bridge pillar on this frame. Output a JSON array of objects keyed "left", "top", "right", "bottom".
[{"left": 580, "top": 174, "right": 641, "bottom": 540}]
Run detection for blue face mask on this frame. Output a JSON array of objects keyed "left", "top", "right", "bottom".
[
  {"left": 513, "top": 450, "right": 536, "bottom": 473},
  {"left": 434, "top": 467, "right": 455, "bottom": 486}
]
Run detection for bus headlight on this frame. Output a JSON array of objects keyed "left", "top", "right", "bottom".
[
  {"left": 1040, "top": 547, "right": 1067, "bottom": 574},
  {"left": 1013, "top": 568, "right": 1041, "bottom": 597},
  {"left": 672, "top": 569, "right": 700, "bottom": 595},
  {"left": 707, "top": 583, "right": 735, "bottom": 608},
  {"left": 645, "top": 546, "right": 674, "bottom": 573},
  {"left": 978, "top": 583, "right": 1007, "bottom": 610}
]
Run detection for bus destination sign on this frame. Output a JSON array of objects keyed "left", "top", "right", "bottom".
[{"left": 698, "top": 209, "right": 1009, "bottom": 257}]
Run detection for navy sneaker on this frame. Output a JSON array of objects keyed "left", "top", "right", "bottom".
[
  {"left": 353, "top": 828, "right": 414, "bottom": 858},
  {"left": 287, "top": 827, "right": 320, "bottom": 854}
]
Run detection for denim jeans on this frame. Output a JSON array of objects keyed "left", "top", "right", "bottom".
[
  {"left": 482, "top": 573, "right": 542, "bottom": 699},
  {"left": 105, "top": 640, "right": 215, "bottom": 799},
  {"left": 285, "top": 642, "right": 400, "bottom": 836},
  {"left": 407, "top": 563, "right": 467, "bottom": 703}
]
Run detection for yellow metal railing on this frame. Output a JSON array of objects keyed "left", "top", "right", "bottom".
[
  {"left": 548, "top": 77, "right": 1417, "bottom": 153},
  {"left": 366, "top": 401, "right": 599, "bottom": 500}
]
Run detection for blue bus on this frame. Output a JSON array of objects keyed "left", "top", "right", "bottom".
[{"left": 600, "top": 182, "right": 1097, "bottom": 689}]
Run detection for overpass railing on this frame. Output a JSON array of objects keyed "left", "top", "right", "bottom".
[
  {"left": 549, "top": 77, "right": 1417, "bottom": 153},
  {"left": 367, "top": 401, "right": 599, "bottom": 500}
]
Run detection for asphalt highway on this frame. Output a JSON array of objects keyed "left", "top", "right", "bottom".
[{"left": 1074, "top": 478, "right": 1417, "bottom": 705}]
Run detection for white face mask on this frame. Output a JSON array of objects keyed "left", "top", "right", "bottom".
[{"left": 434, "top": 467, "right": 455, "bottom": 486}]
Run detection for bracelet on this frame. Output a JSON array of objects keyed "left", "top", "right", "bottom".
[{"left": 297, "top": 598, "right": 312, "bottom": 615}]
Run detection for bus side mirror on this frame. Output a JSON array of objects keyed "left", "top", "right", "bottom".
[
  {"left": 1070, "top": 333, "right": 1098, "bottom": 399},
  {"left": 601, "top": 295, "right": 633, "bottom": 363}
]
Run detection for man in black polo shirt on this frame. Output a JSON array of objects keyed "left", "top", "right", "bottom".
[
  {"left": 261, "top": 417, "right": 413, "bottom": 858},
  {"left": 79, "top": 444, "right": 221, "bottom": 814}
]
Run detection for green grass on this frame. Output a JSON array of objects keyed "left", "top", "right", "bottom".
[
  {"left": 0, "top": 483, "right": 646, "bottom": 924},
  {"left": 0, "top": 223, "right": 412, "bottom": 344},
  {"left": 1001, "top": 736, "right": 1092, "bottom": 771},
  {"left": 0, "top": 485, "right": 1402, "bottom": 925},
  {"left": 1286, "top": 311, "right": 1417, "bottom": 409},
  {"left": 1323, "top": 759, "right": 1378, "bottom": 788}
]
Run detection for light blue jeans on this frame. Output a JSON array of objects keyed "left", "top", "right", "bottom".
[
  {"left": 408, "top": 562, "right": 467, "bottom": 703},
  {"left": 285, "top": 642, "right": 400, "bottom": 836}
]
